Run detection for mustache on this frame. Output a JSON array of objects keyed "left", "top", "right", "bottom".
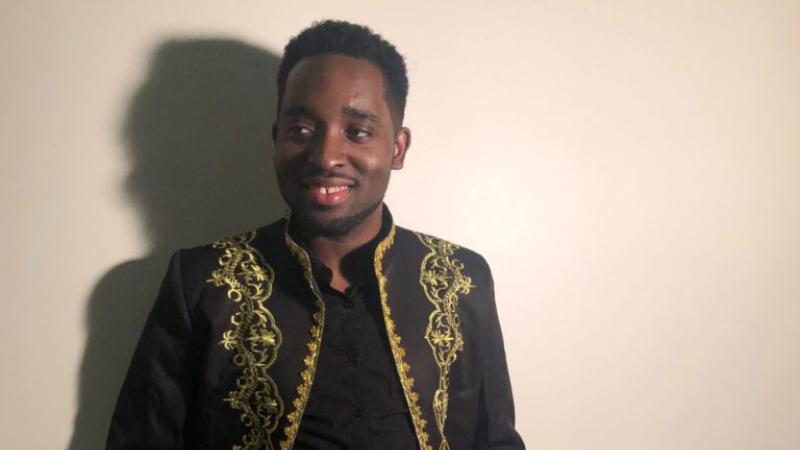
[
  {"left": 298, "top": 169, "right": 358, "bottom": 181},
  {"left": 299, "top": 172, "right": 359, "bottom": 187}
]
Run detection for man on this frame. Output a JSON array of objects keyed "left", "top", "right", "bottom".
[{"left": 108, "top": 20, "right": 524, "bottom": 449}]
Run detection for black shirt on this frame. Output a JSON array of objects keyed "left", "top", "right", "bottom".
[{"left": 293, "top": 232, "right": 417, "bottom": 449}]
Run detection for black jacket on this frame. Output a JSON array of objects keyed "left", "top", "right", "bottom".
[{"left": 107, "top": 211, "right": 524, "bottom": 449}]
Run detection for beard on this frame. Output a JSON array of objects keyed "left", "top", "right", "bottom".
[{"left": 291, "top": 200, "right": 382, "bottom": 239}]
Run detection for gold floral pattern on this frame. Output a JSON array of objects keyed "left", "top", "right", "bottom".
[
  {"left": 279, "top": 230, "right": 326, "bottom": 450},
  {"left": 207, "top": 231, "right": 283, "bottom": 450},
  {"left": 416, "top": 233, "right": 474, "bottom": 450},
  {"left": 376, "top": 225, "right": 433, "bottom": 450}
]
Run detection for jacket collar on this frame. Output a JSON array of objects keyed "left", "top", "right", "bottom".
[{"left": 283, "top": 204, "right": 398, "bottom": 281}]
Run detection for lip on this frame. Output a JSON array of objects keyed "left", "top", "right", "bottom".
[
  {"left": 301, "top": 176, "right": 356, "bottom": 189},
  {"left": 300, "top": 176, "right": 356, "bottom": 207}
]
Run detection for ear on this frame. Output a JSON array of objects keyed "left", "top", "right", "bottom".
[{"left": 391, "top": 126, "right": 411, "bottom": 170}]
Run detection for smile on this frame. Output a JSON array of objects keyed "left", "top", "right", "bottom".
[
  {"left": 310, "top": 185, "right": 352, "bottom": 195},
  {"left": 302, "top": 178, "right": 355, "bottom": 207}
]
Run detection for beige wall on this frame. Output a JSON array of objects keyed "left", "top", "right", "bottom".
[{"left": 2, "top": 1, "right": 799, "bottom": 449}]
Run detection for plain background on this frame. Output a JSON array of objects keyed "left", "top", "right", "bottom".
[{"left": 2, "top": 1, "right": 799, "bottom": 449}]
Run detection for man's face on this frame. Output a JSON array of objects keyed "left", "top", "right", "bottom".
[{"left": 273, "top": 54, "right": 409, "bottom": 237}]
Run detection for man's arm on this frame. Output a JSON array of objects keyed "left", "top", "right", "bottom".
[
  {"left": 106, "top": 251, "right": 193, "bottom": 449},
  {"left": 473, "top": 262, "right": 526, "bottom": 449}
]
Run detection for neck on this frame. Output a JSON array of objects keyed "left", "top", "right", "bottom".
[{"left": 304, "top": 205, "right": 384, "bottom": 290}]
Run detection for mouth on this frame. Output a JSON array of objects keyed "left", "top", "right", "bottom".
[
  {"left": 301, "top": 177, "right": 355, "bottom": 207},
  {"left": 308, "top": 185, "right": 353, "bottom": 195}
]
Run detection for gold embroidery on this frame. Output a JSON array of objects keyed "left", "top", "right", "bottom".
[
  {"left": 416, "top": 233, "right": 475, "bottom": 450},
  {"left": 279, "top": 228, "right": 326, "bottom": 450},
  {"left": 207, "top": 231, "right": 283, "bottom": 450},
  {"left": 376, "top": 225, "right": 433, "bottom": 450}
]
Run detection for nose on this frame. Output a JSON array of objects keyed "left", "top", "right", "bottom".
[{"left": 307, "top": 129, "right": 346, "bottom": 170}]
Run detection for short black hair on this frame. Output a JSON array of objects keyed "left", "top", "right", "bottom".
[{"left": 277, "top": 20, "right": 409, "bottom": 127}]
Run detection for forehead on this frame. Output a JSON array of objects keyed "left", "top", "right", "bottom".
[{"left": 281, "top": 54, "right": 390, "bottom": 118}]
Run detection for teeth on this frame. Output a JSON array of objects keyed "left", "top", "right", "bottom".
[{"left": 314, "top": 186, "right": 350, "bottom": 195}]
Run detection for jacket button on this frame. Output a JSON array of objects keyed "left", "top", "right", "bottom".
[{"left": 353, "top": 408, "right": 363, "bottom": 418}]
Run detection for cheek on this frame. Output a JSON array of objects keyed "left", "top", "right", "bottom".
[
  {"left": 273, "top": 145, "right": 305, "bottom": 171},
  {"left": 272, "top": 153, "right": 286, "bottom": 175},
  {"left": 356, "top": 156, "right": 391, "bottom": 184},
  {"left": 353, "top": 142, "right": 395, "bottom": 177},
  {"left": 272, "top": 152, "right": 297, "bottom": 187}
]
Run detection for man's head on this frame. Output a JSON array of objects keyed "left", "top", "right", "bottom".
[
  {"left": 273, "top": 21, "right": 411, "bottom": 239},
  {"left": 276, "top": 20, "right": 409, "bottom": 129}
]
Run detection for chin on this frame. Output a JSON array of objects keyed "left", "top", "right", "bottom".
[{"left": 292, "top": 201, "right": 381, "bottom": 238}]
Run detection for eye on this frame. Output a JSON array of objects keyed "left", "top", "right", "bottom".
[
  {"left": 346, "top": 127, "right": 372, "bottom": 143},
  {"left": 288, "top": 124, "right": 314, "bottom": 138}
]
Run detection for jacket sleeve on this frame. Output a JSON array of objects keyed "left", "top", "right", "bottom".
[
  {"left": 473, "top": 261, "right": 526, "bottom": 449},
  {"left": 106, "top": 251, "right": 193, "bottom": 450}
]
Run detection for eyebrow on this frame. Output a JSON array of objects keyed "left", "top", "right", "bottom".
[
  {"left": 282, "top": 104, "right": 315, "bottom": 118},
  {"left": 281, "top": 104, "right": 380, "bottom": 124},
  {"left": 341, "top": 105, "right": 380, "bottom": 123}
]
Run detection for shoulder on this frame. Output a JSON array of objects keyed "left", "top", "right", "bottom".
[
  {"left": 171, "top": 218, "right": 286, "bottom": 285},
  {"left": 393, "top": 227, "right": 498, "bottom": 332},
  {"left": 394, "top": 225, "right": 493, "bottom": 282}
]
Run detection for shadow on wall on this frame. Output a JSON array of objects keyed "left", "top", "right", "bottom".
[{"left": 67, "top": 39, "right": 284, "bottom": 450}]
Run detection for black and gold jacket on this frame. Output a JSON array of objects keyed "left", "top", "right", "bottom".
[{"left": 108, "top": 210, "right": 524, "bottom": 449}]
